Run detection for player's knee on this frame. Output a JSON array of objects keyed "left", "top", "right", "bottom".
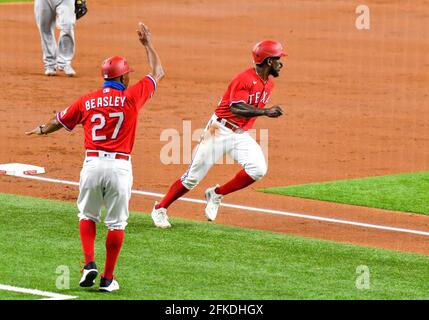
[
  {"left": 181, "top": 177, "right": 198, "bottom": 190},
  {"left": 246, "top": 163, "right": 267, "bottom": 181},
  {"left": 59, "top": 22, "right": 75, "bottom": 32},
  {"left": 78, "top": 213, "right": 101, "bottom": 224},
  {"left": 180, "top": 171, "right": 202, "bottom": 190},
  {"left": 105, "top": 220, "right": 128, "bottom": 230}
]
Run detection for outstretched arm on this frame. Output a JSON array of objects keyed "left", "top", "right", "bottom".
[
  {"left": 230, "top": 102, "right": 283, "bottom": 118},
  {"left": 25, "top": 115, "right": 63, "bottom": 136},
  {"left": 137, "top": 22, "right": 165, "bottom": 83}
]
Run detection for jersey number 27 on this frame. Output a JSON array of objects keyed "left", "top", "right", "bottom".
[{"left": 91, "top": 112, "right": 124, "bottom": 141}]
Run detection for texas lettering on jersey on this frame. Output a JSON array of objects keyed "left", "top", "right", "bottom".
[
  {"left": 215, "top": 67, "right": 275, "bottom": 130},
  {"left": 56, "top": 75, "right": 156, "bottom": 154},
  {"left": 248, "top": 91, "right": 270, "bottom": 105}
]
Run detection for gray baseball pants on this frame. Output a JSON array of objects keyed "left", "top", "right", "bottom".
[{"left": 34, "top": 0, "right": 76, "bottom": 70}]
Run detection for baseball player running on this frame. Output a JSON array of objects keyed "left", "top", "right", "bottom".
[
  {"left": 34, "top": 0, "right": 88, "bottom": 77},
  {"left": 26, "top": 22, "right": 164, "bottom": 292},
  {"left": 151, "top": 40, "right": 286, "bottom": 228}
]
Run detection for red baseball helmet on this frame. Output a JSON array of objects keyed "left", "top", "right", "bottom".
[
  {"left": 101, "top": 56, "right": 134, "bottom": 79},
  {"left": 252, "top": 40, "right": 288, "bottom": 65}
]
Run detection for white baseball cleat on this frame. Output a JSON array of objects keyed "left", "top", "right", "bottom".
[
  {"left": 58, "top": 65, "right": 76, "bottom": 77},
  {"left": 79, "top": 262, "right": 98, "bottom": 287},
  {"left": 44, "top": 68, "right": 56, "bottom": 76},
  {"left": 99, "top": 277, "right": 120, "bottom": 292},
  {"left": 204, "top": 185, "right": 223, "bottom": 221},
  {"left": 151, "top": 202, "right": 171, "bottom": 228}
]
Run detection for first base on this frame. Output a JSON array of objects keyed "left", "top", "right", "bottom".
[{"left": 0, "top": 163, "right": 45, "bottom": 176}]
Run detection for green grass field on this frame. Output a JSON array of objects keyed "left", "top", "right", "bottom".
[
  {"left": 1, "top": 193, "right": 429, "bottom": 300},
  {"left": 0, "top": 0, "right": 32, "bottom": 3},
  {"left": 260, "top": 171, "right": 429, "bottom": 215}
]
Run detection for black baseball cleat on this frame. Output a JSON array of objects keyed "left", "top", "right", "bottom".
[
  {"left": 99, "top": 277, "right": 120, "bottom": 292},
  {"left": 79, "top": 261, "right": 98, "bottom": 287}
]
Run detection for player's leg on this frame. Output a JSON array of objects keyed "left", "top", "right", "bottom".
[
  {"left": 152, "top": 118, "right": 229, "bottom": 227},
  {"left": 55, "top": 0, "right": 76, "bottom": 76},
  {"left": 34, "top": 0, "right": 57, "bottom": 75},
  {"left": 221, "top": 133, "right": 267, "bottom": 194},
  {"left": 77, "top": 158, "right": 104, "bottom": 287},
  {"left": 205, "top": 132, "right": 267, "bottom": 220},
  {"left": 101, "top": 159, "right": 133, "bottom": 292}
]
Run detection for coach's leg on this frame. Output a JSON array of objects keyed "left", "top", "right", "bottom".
[
  {"left": 217, "top": 132, "right": 267, "bottom": 196},
  {"left": 156, "top": 122, "right": 228, "bottom": 209},
  {"left": 79, "top": 219, "right": 96, "bottom": 265},
  {"left": 102, "top": 160, "right": 133, "bottom": 282},
  {"left": 55, "top": 0, "right": 76, "bottom": 70},
  {"left": 77, "top": 158, "right": 104, "bottom": 271}
]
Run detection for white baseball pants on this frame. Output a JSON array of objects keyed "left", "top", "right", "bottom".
[
  {"left": 181, "top": 114, "right": 267, "bottom": 190},
  {"left": 34, "top": 0, "right": 76, "bottom": 69},
  {"left": 77, "top": 153, "right": 133, "bottom": 230}
]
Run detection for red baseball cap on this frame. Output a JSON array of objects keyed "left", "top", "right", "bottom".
[{"left": 252, "top": 40, "right": 288, "bottom": 64}]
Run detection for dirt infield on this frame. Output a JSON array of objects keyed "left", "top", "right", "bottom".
[{"left": 1, "top": 0, "right": 429, "bottom": 254}]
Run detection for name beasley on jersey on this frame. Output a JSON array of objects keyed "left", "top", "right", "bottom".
[{"left": 85, "top": 96, "right": 127, "bottom": 111}]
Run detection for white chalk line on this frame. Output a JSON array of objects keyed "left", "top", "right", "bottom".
[
  {"left": 0, "top": 284, "right": 77, "bottom": 300},
  {"left": 7, "top": 173, "right": 429, "bottom": 237}
]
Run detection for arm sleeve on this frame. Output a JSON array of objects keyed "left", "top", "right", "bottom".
[
  {"left": 126, "top": 75, "right": 157, "bottom": 111},
  {"left": 228, "top": 77, "right": 250, "bottom": 106},
  {"left": 56, "top": 98, "right": 83, "bottom": 131}
]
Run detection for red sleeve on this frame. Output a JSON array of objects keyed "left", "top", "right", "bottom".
[
  {"left": 56, "top": 98, "right": 83, "bottom": 131},
  {"left": 228, "top": 76, "right": 250, "bottom": 106},
  {"left": 125, "top": 75, "right": 157, "bottom": 111}
]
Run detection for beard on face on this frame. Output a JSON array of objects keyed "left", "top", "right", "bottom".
[{"left": 269, "top": 66, "right": 280, "bottom": 78}]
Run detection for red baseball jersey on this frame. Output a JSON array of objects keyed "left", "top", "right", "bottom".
[
  {"left": 215, "top": 67, "right": 275, "bottom": 130},
  {"left": 57, "top": 75, "right": 156, "bottom": 154}
]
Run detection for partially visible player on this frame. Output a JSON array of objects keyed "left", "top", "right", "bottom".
[
  {"left": 26, "top": 22, "right": 164, "bottom": 292},
  {"left": 151, "top": 40, "right": 286, "bottom": 228},
  {"left": 34, "top": 0, "right": 88, "bottom": 77}
]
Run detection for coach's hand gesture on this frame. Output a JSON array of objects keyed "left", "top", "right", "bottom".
[
  {"left": 25, "top": 126, "right": 44, "bottom": 136},
  {"left": 138, "top": 22, "right": 165, "bottom": 82},
  {"left": 137, "top": 22, "right": 152, "bottom": 46}
]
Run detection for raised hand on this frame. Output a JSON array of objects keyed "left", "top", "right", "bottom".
[{"left": 137, "top": 22, "right": 152, "bottom": 46}]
